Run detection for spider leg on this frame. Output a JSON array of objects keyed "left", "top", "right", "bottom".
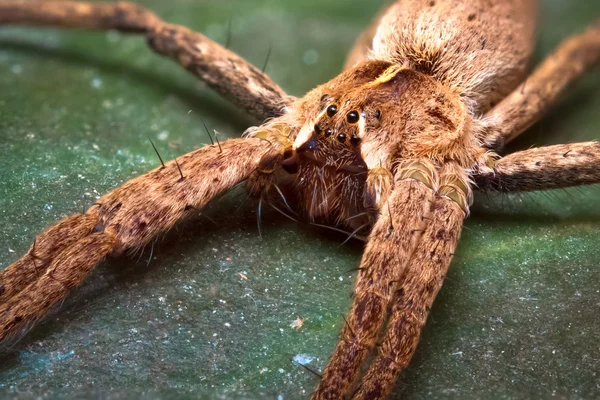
[
  {"left": 473, "top": 141, "right": 600, "bottom": 192},
  {"left": 483, "top": 18, "right": 599, "bottom": 150},
  {"left": 0, "top": 231, "right": 117, "bottom": 346},
  {"left": 312, "top": 162, "right": 442, "bottom": 400},
  {"left": 0, "top": 137, "right": 288, "bottom": 344},
  {"left": 0, "top": 1, "right": 293, "bottom": 120},
  {"left": 0, "top": 213, "right": 98, "bottom": 303},
  {"left": 352, "top": 165, "right": 468, "bottom": 400}
]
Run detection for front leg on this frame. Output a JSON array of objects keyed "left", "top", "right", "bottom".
[
  {"left": 353, "top": 164, "right": 469, "bottom": 399},
  {"left": 313, "top": 159, "right": 471, "bottom": 399},
  {"left": 312, "top": 160, "right": 454, "bottom": 400},
  {"left": 0, "top": 135, "right": 290, "bottom": 344}
]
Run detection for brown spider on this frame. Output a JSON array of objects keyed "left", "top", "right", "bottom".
[{"left": 1, "top": 1, "right": 599, "bottom": 398}]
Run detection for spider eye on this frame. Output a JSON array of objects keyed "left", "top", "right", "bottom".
[
  {"left": 346, "top": 111, "right": 359, "bottom": 124},
  {"left": 326, "top": 105, "right": 338, "bottom": 117},
  {"left": 324, "top": 128, "right": 333, "bottom": 137},
  {"left": 350, "top": 135, "right": 361, "bottom": 146},
  {"left": 374, "top": 109, "right": 382, "bottom": 119},
  {"left": 336, "top": 132, "right": 346, "bottom": 142}
]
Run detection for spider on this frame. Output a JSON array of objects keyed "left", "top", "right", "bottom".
[{"left": 1, "top": 0, "right": 599, "bottom": 399}]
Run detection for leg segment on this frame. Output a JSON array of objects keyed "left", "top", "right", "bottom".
[
  {"left": 483, "top": 18, "right": 600, "bottom": 150},
  {"left": 0, "top": 213, "right": 98, "bottom": 303},
  {"left": 312, "top": 162, "right": 443, "bottom": 400},
  {"left": 473, "top": 141, "right": 600, "bottom": 192},
  {"left": 0, "top": 232, "right": 116, "bottom": 345},
  {"left": 353, "top": 165, "right": 467, "bottom": 399},
  {"left": 0, "top": 136, "right": 288, "bottom": 343},
  {"left": 0, "top": 1, "right": 293, "bottom": 120}
]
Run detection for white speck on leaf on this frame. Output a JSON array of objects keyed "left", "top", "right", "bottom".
[
  {"left": 91, "top": 78, "right": 103, "bottom": 88},
  {"left": 158, "top": 131, "right": 169, "bottom": 141},
  {"left": 293, "top": 354, "right": 315, "bottom": 365}
]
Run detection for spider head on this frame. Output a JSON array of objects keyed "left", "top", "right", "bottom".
[
  {"left": 249, "top": 60, "right": 480, "bottom": 222},
  {"left": 288, "top": 60, "right": 391, "bottom": 166},
  {"left": 306, "top": 104, "right": 363, "bottom": 149},
  {"left": 290, "top": 60, "right": 480, "bottom": 172}
]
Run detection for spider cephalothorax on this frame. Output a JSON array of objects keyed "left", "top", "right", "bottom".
[{"left": 251, "top": 60, "right": 480, "bottom": 227}]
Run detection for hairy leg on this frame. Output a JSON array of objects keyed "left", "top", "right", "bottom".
[
  {"left": 473, "top": 141, "right": 600, "bottom": 192},
  {"left": 353, "top": 165, "right": 468, "bottom": 399},
  {"left": 0, "top": 136, "right": 289, "bottom": 343},
  {"left": 312, "top": 161, "right": 455, "bottom": 400},
  {"left": 483, "top": 18, "right": 600, "bottom": 150},
  {"left": 0, "top": 1, "right": 293, "bottom": 120},
  {"left": 311, "top": 180, "right": 433, "bottom": 399}
]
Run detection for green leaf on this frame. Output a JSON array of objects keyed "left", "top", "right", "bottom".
[{"left": 0, "top": 1, "right": 598, "bottom": 398}]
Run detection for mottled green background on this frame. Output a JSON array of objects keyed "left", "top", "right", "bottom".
[{"left": 0, "top": 1, "right": 599, "bottom": 399}]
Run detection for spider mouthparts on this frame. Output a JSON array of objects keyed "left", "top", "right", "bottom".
[
  {"left": 295, "top": 132, "right": 318, "bottom": 152},
  {"left": 282, "top": 151, "right": 299, "bottom": 174}
]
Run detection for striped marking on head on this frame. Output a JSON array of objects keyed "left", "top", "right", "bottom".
[{"left": 366, "top": 65, "right": 406, "bottom": 88}]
